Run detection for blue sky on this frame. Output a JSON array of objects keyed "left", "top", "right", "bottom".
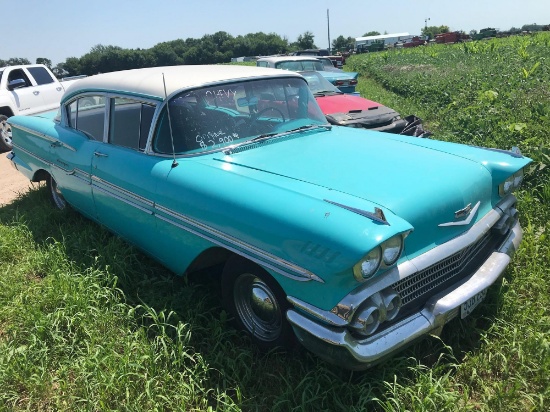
[{"left": 4, "top": 0, "right": 549, "bottom": 65}]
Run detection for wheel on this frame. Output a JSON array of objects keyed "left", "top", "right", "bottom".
[
  {"left": 0, "top": 114, "right": 12, "bottom": 152},
  {"left": 222, "top": 256, "right": 295, "bottom": 350},
  {"left": 46, "top": 174, "right": 67, "bottom": 210}
]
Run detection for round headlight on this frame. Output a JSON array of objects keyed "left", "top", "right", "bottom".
[
  {"left": 353, "top": 247, "right": 382, "bottom": 281},
  {"left": 513, "top": 169, "right": 524, "bottom": 189},
  {"left": 382, "top": 235, "right": 403, "bottom": 266}
]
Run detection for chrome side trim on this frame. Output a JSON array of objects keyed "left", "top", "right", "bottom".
[
  {"left": 155, "top": 204, "right": 324, "bottom": 283},
  {"left": 91, "top": 175, "right": 155, "bottom": 214},
  {"left": 11, "top": 124, "right": 76, "bottom": 152}
]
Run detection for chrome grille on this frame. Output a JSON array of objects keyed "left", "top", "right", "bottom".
[{"left": 392, "top": 231, "right": 495, "bottom": 307}]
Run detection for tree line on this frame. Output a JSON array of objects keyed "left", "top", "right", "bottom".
[
  {"left": 2, "top": 23, "right": 545, "bottom": 77},
  {"left": 1, "top": 31, "right": 355, "bottom": 78}
]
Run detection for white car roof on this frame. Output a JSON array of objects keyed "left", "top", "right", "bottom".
[
  {"left": 256, "top": 56, "right": 321, "bottom": 64},
  {"left": 63, "top": 65, "right": 302, "bottom": 100}
]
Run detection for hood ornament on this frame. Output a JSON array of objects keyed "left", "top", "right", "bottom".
[{"left": 439, "top": 201, "right": 480, "bottom": 227}]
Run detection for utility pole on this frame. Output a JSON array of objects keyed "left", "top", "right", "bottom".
[
  {"left": 425, "top": 17, "right": 430, "bottom": 30},
  {"left": 327, "top": 9, "right": 331, "bottom": 53}
]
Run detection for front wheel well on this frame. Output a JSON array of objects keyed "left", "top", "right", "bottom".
[{"left": 0, "top": 107, "right": 15, "bottom": 118}]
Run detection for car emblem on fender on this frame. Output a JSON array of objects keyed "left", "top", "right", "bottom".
[
  {"left": 455, "top": 203, "right": 472, "bottom": 219},
  {"left": 439, "top": 201, "right": 481, "bottom": 227}
]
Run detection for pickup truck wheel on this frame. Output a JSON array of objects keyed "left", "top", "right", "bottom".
[
  {"left": 222, "top": 257, "right": 294, "bottom": 350},
  {"left": 47, "top": 174, "right": 67, "bottom": 210},
  {"left": 0, "top": 115, "right": 12, "bottom": 152}
]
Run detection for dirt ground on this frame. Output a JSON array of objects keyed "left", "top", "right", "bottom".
[{"left": 0, "top": 152, "right": 35, "bottom": 206}]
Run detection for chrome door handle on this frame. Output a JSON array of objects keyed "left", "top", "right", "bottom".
[
  {"left": 33, "top": 91, "right": 40, "bottom": 95},
  {"left": 94, "top": 151, "right": 108, "bottom": 157}
]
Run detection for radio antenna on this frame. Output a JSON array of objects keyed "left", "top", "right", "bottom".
[{"left": 162, "top": 73, "right": 178, "bottom": 168}]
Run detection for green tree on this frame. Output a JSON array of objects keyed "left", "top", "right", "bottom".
[
  {"left": 6, "top": 57, "right": 31, "bottom": 65},
  {"left": 36, "top": 58, "right": 52, "bottom": 69},
  {"left": 332, "top": 35, "right": 355, "bottom": 52},
  {"left": 294, "top": 31, "right": 316, "bottom": 50},
  {"left": 362, "top": 31, "right": 381, "bottom": 37},
  {"left": 421, "top": 25, "right": 449, "bottom": 40}
]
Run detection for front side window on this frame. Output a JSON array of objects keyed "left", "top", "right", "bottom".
[
  {"left": 7, "top": 69, "right": 32, "bottom": 88},
  {"left": 109, "top": 98, "right": 155, "bottom": 150},
  {"left": 153, "top": 77, "right": 327, "bottom": 155}
]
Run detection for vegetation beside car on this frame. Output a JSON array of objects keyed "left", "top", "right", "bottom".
[{"left": 1, "top": 35, "right": 549, "bottom": 410}]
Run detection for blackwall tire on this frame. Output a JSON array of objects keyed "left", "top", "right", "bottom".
[{"left": 222, "top": 256, "right": 295, "bottom": 350}]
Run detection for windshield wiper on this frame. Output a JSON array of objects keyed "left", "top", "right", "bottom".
[{"left": 223, "top": 125, "right": 331, "bottom": 154}]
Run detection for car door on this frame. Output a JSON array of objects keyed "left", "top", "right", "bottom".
[
  {"left": 90, "top": 97, "right": 167, "bottom": 254},
  {"left": 6, "top": 68, "right": 45, "bottom": 114},
  {"left": 25, "top": 66, "right": 64, "bottom": 112},
  {"left": 49, "top": 95, "right": 106, "bottom": 219}
]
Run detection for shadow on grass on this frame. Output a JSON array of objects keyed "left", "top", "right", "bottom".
[{"left": 0, "top": 187, "right": 503, "bottom": 408}]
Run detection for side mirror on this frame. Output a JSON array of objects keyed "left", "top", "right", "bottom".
[{"left": 8, "top": 79, "right": 27, "bottom": 91}]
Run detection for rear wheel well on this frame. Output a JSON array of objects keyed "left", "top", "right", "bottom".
[{"left": 32, "top": 169, "right": 49, "bottom": 183}]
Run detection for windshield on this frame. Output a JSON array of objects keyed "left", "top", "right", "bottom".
[
  {"left": 299, "top": 71, "right": 342, "bottom": 95},
  {"left": 153, "top": 76, "right": 328, "bottom": 155},
  {"left": 275, "top": 60, "right": 324, "bottom": 71}
]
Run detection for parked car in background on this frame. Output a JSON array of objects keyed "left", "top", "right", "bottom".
[
  {"left": 300, "top": 70, "right": 429, "bottom": 136},
  {"left": 7, "top": 65, "right": 531, "bottom": 370},
  {"left": 316, "top": 57, "right": 343, "bottom": 72},
  {"left": 256, "top": 56, "right": 358, "bottom": 94},
  {"left": 0, "top": 64, "right": 83, "bottom": 152},
  {"left": 291, "top": 48, "right": 345, "bottom": 67}
]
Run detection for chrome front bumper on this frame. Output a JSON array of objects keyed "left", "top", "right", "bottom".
[{"left": 287, "top": 199, "right": 522, "bottom": 370}]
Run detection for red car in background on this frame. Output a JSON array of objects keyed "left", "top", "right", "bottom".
[{"left": 300, "top": 71, "right": 429, "bottom": 136}]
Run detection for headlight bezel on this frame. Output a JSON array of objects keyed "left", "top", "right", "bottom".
[
  {"left": 499, "top": 168, "right": 525, "bottom": 197},
  {"left": 353, "top": 233, "right": 407, "bottom": 282}
]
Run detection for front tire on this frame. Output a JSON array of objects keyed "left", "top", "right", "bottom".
[
  {"left": 0, "top": 114, "right": 12, "bottom": 152},
  {"left": 222, "top": 256, "right": 294, "bottom": 350},
  {"left": 46, "top": 174, "right": 67, "bottom": 210}
]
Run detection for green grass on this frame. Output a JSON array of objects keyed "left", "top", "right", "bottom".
[{"left": 1, "top": 35, "right": 549, "bottom": 410}]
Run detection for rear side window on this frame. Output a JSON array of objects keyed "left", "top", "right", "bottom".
[
  {"left": 27, "top": 67, "right": 55, "bottom": 85},
  {"left": 67, "top": 96, "right": 106, "bottom": 141}
]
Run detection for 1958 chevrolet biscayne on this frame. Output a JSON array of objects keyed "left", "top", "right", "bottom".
[{"left": 7, "top": 65, "right": 531, "bottom": 369}]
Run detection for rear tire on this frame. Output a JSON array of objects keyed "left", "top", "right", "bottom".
[{"left": 222, "top": 256, "right": 295, "bottom": 350}]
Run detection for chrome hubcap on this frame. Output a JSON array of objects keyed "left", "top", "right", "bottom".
[{"left": 233, "top": 273, "right": 282, "bottom": 341}]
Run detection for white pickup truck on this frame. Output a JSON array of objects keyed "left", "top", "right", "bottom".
[{"left": 0, "top": 64, "right": 83, "bottom": 152}]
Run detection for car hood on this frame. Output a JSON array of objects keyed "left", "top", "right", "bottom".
[
  {"left": 210, "top": 127, "right": 525, "bottom": 257},
  {"left": 315, "top": 94, "right": 380, "bottom": 114}
]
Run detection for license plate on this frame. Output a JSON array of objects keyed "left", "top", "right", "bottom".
[{"left": 460, "top": 289, "right": 488, "bottom": 319}]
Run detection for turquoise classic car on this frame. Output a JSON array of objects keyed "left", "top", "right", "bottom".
[
  {"left": 256, "top": 56, "right": 359, "bottom": 94},
  {"left": 7, "top": 65, "right": 531, "bottom": 370}
]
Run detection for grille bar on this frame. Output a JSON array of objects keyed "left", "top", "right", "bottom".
[{"left": 392, "top": 230, "right": 497, "bottom": 308}]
